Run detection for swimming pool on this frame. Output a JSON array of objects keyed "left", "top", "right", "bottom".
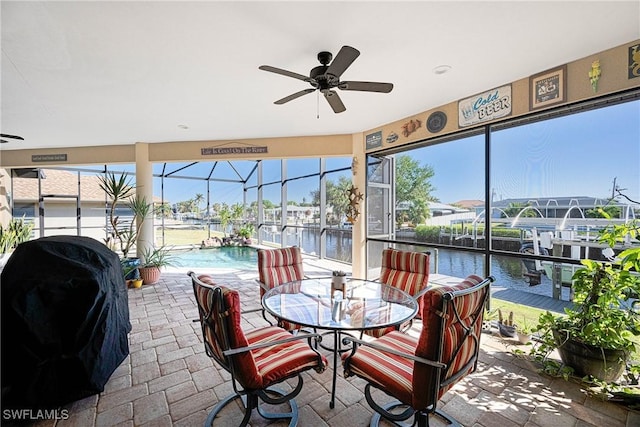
[{"left": 171, "top": 246, "right": 258, "bottom": 270}]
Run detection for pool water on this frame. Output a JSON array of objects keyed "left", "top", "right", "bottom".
[{"left": 172, "top": 246, "right": 258, "bottom": 269}]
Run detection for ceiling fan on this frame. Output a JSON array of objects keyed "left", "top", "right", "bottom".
[
  {"left": 0, "top": 134, "right": 24, "bottom": 144},
  {"left": 259, "top": 45, "right": 393, "bottom": 114}
]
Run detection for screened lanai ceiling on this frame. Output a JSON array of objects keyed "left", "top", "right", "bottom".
[{"left": 1, "top": 1, "right": 639, "bottom": 152}]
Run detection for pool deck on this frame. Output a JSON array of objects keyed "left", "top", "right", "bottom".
[{"left": 15, "top": 258, "right": 638, "bottom": 427}]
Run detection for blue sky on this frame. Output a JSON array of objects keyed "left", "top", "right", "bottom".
[{"left": 109, "top": 100, "right": 639, "bottom": 207}]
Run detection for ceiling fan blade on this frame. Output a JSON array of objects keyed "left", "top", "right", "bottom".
[
  {"left": 324, "top": 90, "right": 346, "bottom": 113},
  {"left": 0, "top": 139, "right": 8, "bottom": 143},
  {"left": 339, "top": 81, "right": 394, "bottom": 93},
  {"left": 274, "top": 89, "right": 316, "bottom": 105},
  {"left": 326, "top": 46, "right": 360, "bottom": 79},
  {"left": 0, "top": 133, "right": 24, "bottom": 140},
  {"left": 259, "top": 65, "right": 310, "bottom": 82}
]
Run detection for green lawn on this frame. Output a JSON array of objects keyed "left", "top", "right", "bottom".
[
  {"left": 489, "top": 298, "right": 549, "bottom": 331},
  {"left": 154, "top": 228, "right": 225, "bottom": 247}
]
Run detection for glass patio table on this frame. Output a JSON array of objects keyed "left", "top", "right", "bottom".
[{"left": 262, "top": 277, "right": 418, "bottom": 408}]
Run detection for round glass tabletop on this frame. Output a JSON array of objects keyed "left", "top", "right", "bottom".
[{"left": 262, "top": 277, "right": 418, "bottom": 331}]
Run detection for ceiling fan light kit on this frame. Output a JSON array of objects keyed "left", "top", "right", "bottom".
[{"left": 259, "top": 45, "right": 393, "bottom": 113}]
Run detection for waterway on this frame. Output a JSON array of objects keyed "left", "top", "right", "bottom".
[{"left": 206, "top": 225, "right": 572, "bottom": 302}]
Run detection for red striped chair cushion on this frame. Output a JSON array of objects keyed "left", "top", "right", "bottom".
[
  {"left": 343, "top": 274, "right": 488, "bottom": 410},
  {"left": 379, "top": 249, "right": 430, "bottom": 300},
  {"left": 257, "top": 247, "right": 305, "bottom": 331},
  {"left": 194, "top": 275, "right": 260, "bottom": 388},
  {"left": 247, "top": 326, "right": 328, "bottom": 386},
  {"left": 366, "top": 249, "right": 430, "bottom": 337},
  {"left": 196, "top": 275, "right": 327, "bottom": 390},
  {"left": 257, "top": 247, "right": 304, "bottom": 297},
  {"left": 341, "top": 331, "right": 417, "bottom": 405},
  {"left": 414, "top": 274, "right": 487, "bottom": 407}
]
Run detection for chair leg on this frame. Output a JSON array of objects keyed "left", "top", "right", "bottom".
[
  {"left": 432, "top": 409, "right": 462, "bottom": 427},
  {"left": 256, "top": 388, "right": 299, "bottom": 425},
  {"left": 205, "top": 387, "right": 300, "bottom": 427},
  {"left": 368, "top": 400, "right": 462, "bottom": 427},
  {"left": 364, "top": 378, "right": 466, "bottom": 427},
  {"left": 204, "top": 393, "right": 248, "bottom": 427}
]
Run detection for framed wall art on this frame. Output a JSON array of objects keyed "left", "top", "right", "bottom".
[{"left": 529, "top": 65, "right": 566, "bottom": 110}]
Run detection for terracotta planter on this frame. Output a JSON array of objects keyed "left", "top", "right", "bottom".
[{"left": 139, "top": 266, "right": 161, "bottom": 285}]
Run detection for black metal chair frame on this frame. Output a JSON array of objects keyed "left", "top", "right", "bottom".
[
  {"left": 189, "top": 272, "right": 324, "bottom": 427},
  {"left": 343, "top": 276, "right": 493, "bottom": 427}
]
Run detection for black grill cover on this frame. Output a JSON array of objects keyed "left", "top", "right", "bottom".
[{"left": 1, "top": 236, "right": 131, "bottom": 409}]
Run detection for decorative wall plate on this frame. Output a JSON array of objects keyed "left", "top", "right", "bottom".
[
  {"left": 386, "top": 132, "right": 399, "bottom": 144},
  {"left": 427, "top": 111, "right": 447, "bottom": 133}
]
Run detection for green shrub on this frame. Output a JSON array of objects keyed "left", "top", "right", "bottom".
[
  {"left": 415, "top": 225, "right": 440, "bottom": 241},
  {"left": 0, "top": 217, "right": 33, "bottom": 253}
]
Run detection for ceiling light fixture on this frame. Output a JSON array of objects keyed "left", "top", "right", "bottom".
[{"left": 433, "top": 65, "right": 452, "bottom": 75}]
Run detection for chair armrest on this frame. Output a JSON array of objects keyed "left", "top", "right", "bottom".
[
  {"left": 413, "top": 285, "right": 432, "bottom": 301},
  {"left": 255, "top": 279, "right": 269, "bottom": 294},
  {"left": 342, "top": 335, "right": 446, "bottom": 369},
  {"left": 223, "top": 332, "right": 324, "bottom": 356}
]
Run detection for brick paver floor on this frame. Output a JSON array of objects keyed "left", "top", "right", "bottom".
[{"left": 20, "top": 268, "right": 640, "bottom": 427}]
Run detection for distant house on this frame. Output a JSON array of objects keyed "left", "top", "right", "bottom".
[
  {"left": 11, "top": 169, "right": 160, "bottom": 241},
  {"left": 266, "top": 205, "right": 322, "bottom": 223},
  {"left": 451, "top": 199, "right": 485, "bottom": 210},
  {"left": 397, "top": 201, "right": 469, "bottom": 218}
]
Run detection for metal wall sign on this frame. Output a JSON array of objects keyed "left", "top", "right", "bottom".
[
  {"left": 458, "top": 84, "right": 512, "bottom": 127},
  {"left": 365, "top": 131, "right": 382, "bottom": 150},
  {"left": 32, "top": 154, "right": 67, "bottom": 162},
  {"left": 201, "top": 146, "right": 268, "bottom": 155}
]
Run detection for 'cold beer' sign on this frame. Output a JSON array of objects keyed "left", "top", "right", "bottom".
[{"left": 458, "top": 85, "right": 511, "bottom": 127}]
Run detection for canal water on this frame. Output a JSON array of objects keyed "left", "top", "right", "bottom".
[
  {"left": 203, "top": 225, "right": 571, "bottom": 301},
  {"left": 268, "top": 227, "right": 571, "bottom": 301}
]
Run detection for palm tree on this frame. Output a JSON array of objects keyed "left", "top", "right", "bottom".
[
  {"left": 194, "top": 193, "right": 204, "bottom": 217},
  {"left": 218, "top": 203, "right": 232, "bottom": 236}
]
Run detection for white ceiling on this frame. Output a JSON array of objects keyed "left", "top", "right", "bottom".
[{"left": 1, "top": 1, "right": 639, "bottom": 152}]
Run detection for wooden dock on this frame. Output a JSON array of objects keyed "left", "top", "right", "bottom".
[{"left": 491, "top": 288, "right": 573, "bottom": 313}]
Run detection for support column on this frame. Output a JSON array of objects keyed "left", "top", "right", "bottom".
[
  {"left": 351, "top": 133, "right": 366, "bottom": 278},
  {"left": 135, "top": 143, "right": 154, "bottom": 259},
  {"left": 0, "top": 168, "right": 11, "bottom": 227}
]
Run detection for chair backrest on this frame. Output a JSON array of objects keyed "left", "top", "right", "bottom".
[
  {"left": 412, "top": 274, "right": 491, "bottom": 409},
  {"left": 257, "top": 247, "right": 304, "bottom": 297},
  {"left": 379, "top": 249, "right": 430, "bottom": 313},
  {"left": 190, "top": 273, "right": 262, "bottom": 389}
]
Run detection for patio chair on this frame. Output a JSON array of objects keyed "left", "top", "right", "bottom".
[
  {"left": 342, "top": 274, "right": 493, "bottom": 427},
  {"left": 188, "top": 272, "right": 327, "bottom": 427},
  {"left": 365, "top": 248, "right": 431, "bottom": 338},
  {"left": 256, "top": 246, "right": 306, "bottom": 331}
]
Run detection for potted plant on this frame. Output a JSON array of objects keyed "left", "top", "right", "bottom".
[
  {"left": 516, "top": 317, "right": 534, "bottom": 345},
  {"left": 98, "top": 172, "right": 154, "bottom": 278},
  {"left": 497, "top": 309, "right": 517, "bottom": 338},
  {"left": 0, "top": 217, "right": 34, "bottom": 267},
  {"left": 123, "top": 266, "right": 143, "bottom": 289},
  {"left": 331, "top": 270, "right": 348, "bottom": 299},
  {"left": 530, "top": 218, "right": 640, "bottom": 383},
  {"left": 138, "top": 246, "right": 177, "bottom": 285},
  {"left": 237, "top": 223, "right": 255, "bottom": 244}
]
